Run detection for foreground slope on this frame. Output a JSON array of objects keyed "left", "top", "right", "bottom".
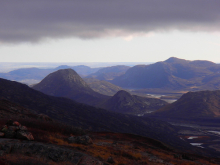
[
  {"left": 0, "top": 78, "right": 190, "bottom": 149},
  {"left": 1, "top": 118, "right": 219, "bottom": 164},
  {"left": 33, "top": 69, "right": 109, "bottom": 106},
  {"left": 150, "top": 90, "right": 220, "bottom": 121},
  {"left": 111, "top": 57, "right": 220, "bottom": 90},
  {"left": 100, "top": 90, "right": 168, "bottom": 115}
]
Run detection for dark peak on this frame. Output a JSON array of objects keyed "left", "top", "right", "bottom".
[
  {"left": 52, "top": 68, "right": 79, "bottom": 77},
  {"left": 55, "top": 68, "right": 77, "bottom": 74},
  {"left": 165, "top": 57, "right": 187, "bottom": 63},
  {"left": 109, "top": 90, "right": 135, "bottom": 107},
  {"left": 34, "top": 68, "right": 89, "bottom": 89},
  {"left": 113, "top": 90, "right": 132, "bottom": 98},
  {"left": 49, "top": 69, "right": 87, "bottom": 84},
  {"left": 50, "top": 68, "right": 76, "bottom": 78}
]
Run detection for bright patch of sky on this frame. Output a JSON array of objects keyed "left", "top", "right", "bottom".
[{"left": 1, "top": 31, "right": 220, "bottom": 63}]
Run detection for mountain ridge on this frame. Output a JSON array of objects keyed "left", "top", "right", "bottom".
[{"left": 111, "top": 57, "right": 220, "bottom": 90}]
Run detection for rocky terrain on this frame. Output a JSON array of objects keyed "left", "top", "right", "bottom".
[
  {"left": 0, "top": 120, "right": 34, "bottom": 141},
  {"left": 0, "top": 118, "right": 219, "bottom": 165}
]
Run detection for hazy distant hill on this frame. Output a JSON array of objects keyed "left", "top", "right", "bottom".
[
  {"left": 84, "top": 78, "right": 123, "bottom": 96},
  {"left": 0, "top": 65, "right": 101, "bottom": 85},
  {"left": 33, "top": 69, "right": 109, "bottom": 106},
  {"left": 0, "top": 68, "right": 54, "bottom": 84},
  {"left": 111, "top": 57, "right": 220, "bottom": 90},
  {"left": 100, "top": 90, "right": 168, "bottom": 115},
  {"left": 149, "top": 90, "right": 220, "bottom": 120},
  {"left": 0, "top": 77, "right": 191, "bottom": 149},
  {"left": 86, "top": 65, "right": 130, "bottom": 81}
]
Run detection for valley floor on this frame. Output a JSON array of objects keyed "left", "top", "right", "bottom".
[{"left": 171, "top": 122, "right": 220, "bottom": 155}]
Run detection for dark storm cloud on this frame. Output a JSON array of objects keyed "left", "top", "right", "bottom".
[{"left": 1, "top": 0, "right": 220, "bottom": 43}]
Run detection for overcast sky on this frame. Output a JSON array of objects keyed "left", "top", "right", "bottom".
[{"left": 0, "top": 0, "right": 220, "bottom": 63}]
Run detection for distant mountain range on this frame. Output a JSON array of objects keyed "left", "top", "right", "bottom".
[
  {"left": 2, "top": 57, "right": 220, "bottom": 91},
  {"left": 100, "top": 90, "right": 168, "bottom": 115},
  {"left": 0, "top": 65, "right": 100, "bottom": 85},
  {"left": 149, "top": 90, "right": 220, "bottom": 121},
  {"left": 111, "top": 57, "right": 220, "bottom": 90},
  {"left": 0, "top": 65, "right": 130, "bottom": 86}
]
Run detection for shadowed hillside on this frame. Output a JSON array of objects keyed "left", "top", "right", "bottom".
[
  {"left": 100, "top": 90, "right": 168, "bottom": 115},
  {"left": 149, "top": 90, "right": 220, "bottom": 121}
]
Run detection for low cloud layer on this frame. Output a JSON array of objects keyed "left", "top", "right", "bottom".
[{"left": 1, "top": 0, "right": 220, "bottom": 43}]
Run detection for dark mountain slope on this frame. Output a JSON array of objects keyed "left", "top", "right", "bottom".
[
  {"left": 0, "top": 78, "right": 191, "bottom": 150},
  {"left": 0, "top": 99, "right": 35, "bottom": 119},
  {"left": 33, "top": 69, "right": 109, "bottom": 106},
  {"left": 100, "top": 90, "right": 168, "bottom": 115},
  {"left": 0, "top": 98, "right": 53, "bottom": 122},
  {"left": 111, "top": 57, "right": 220, "bottom": 90},
  {"left": 150, "top": 90, "right": 220, "bottom": 120}
]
